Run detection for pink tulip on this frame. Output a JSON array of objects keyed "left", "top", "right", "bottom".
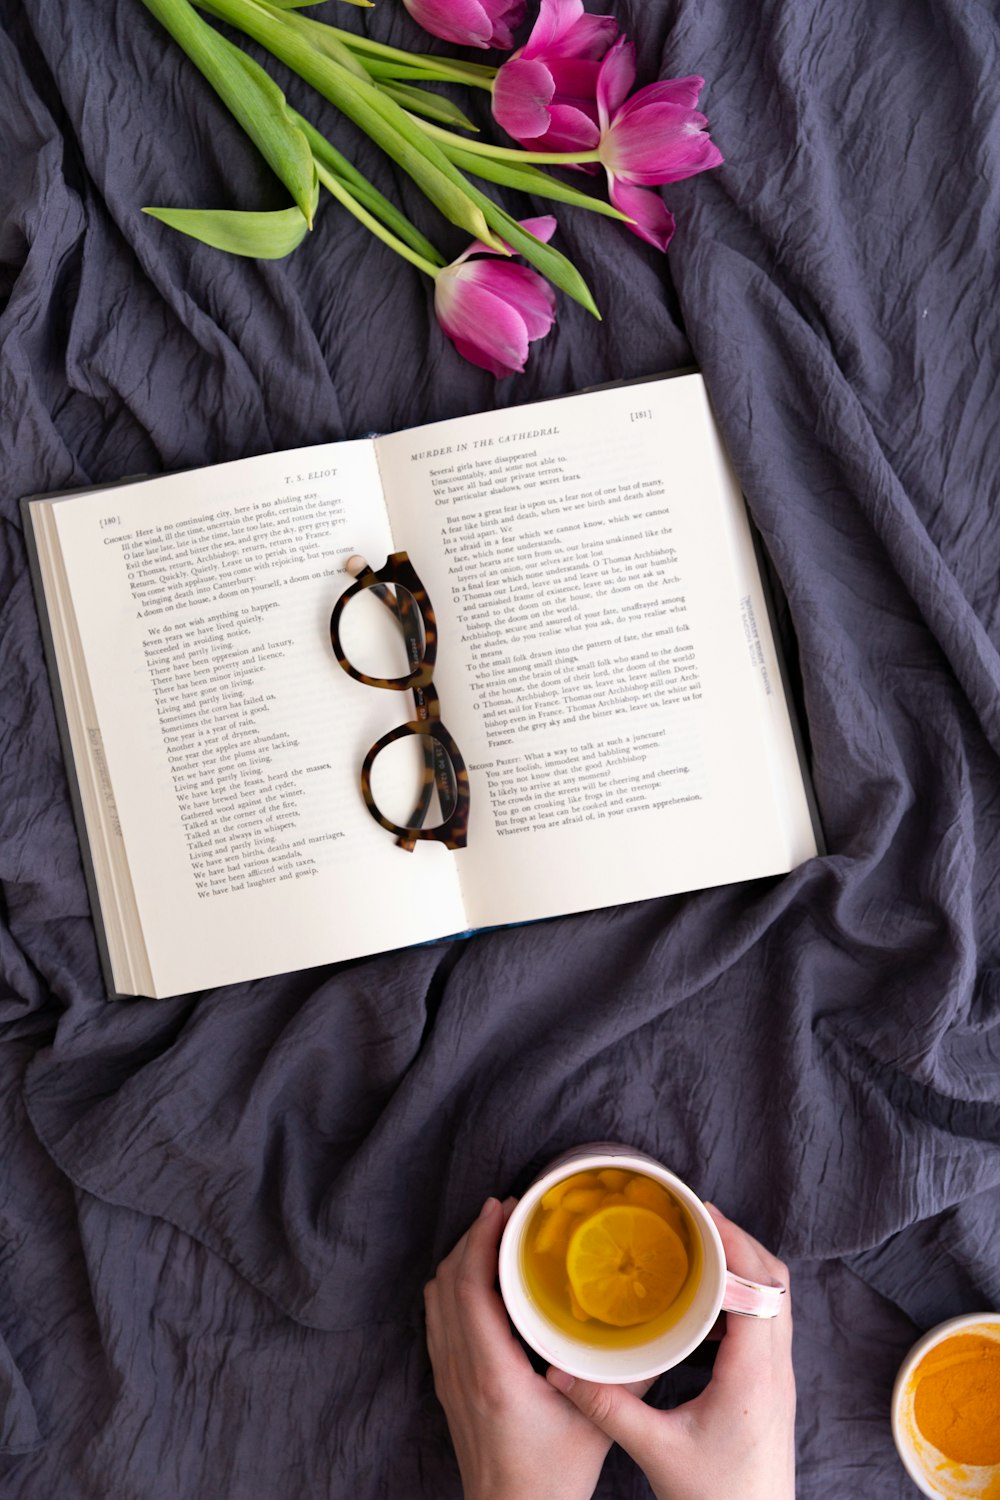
[
  {"left": 402, "top": 0, "right": 526, "bottom": 49},
  {"left": 492, "top": 0, "right": 619, "bottom": 152},
  {"left": 596, "top": 40, "right": 723, "bottom": 252},
  {"left": 434, "top": 217, "right": 557, "bottom": 376}
]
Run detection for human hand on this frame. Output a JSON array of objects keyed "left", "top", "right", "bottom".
[
  {"left": 545, "top": 1204, "right": 796, "bottom": 1500},
  {"left": 425, "top": 1196, "right": 625, "bottom": 1500}
]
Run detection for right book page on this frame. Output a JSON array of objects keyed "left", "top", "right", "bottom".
[{"left": 373, "top": 373, "right": 819, "bottom": 929}]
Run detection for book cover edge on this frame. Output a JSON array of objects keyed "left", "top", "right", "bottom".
[{"left": 20, "top": 491, "right": 132, "bottom": 1001}]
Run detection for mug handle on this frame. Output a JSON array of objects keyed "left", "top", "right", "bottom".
[{"left": 721, "top": 1272, "right": 787, "bottom": 1318}]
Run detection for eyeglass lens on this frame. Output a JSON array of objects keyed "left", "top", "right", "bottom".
[
  {"left": 337, "top": 581, "right": 426, "bottom": 681},
  {"left": 368, "top": 732, "right": 458, "bottom": 832}
]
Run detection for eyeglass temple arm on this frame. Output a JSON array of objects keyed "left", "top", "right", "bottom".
[{"left": 395, "top": 681, "right": 455, "bottom": 849}]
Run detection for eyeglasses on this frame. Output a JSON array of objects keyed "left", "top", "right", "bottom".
[{"left": 330, "top": 551, "right": 470, "bottom": 851}]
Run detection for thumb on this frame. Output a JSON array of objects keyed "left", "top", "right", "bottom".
[{"left": 546, "top": 1366, "right": 660, "bottom": 1459}]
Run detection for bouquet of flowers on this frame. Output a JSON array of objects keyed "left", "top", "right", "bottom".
[{"left": 140, "top": 0, "right": 723, "bottom": 374}]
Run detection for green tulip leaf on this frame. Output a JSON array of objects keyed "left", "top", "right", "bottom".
[
  {"left": 143, "top": 201, "right": 312, "bottom": 257},
  {"left": 469, "top": 191, "right": 602, "bottom": 318},
  {"left": 294, "top": 111, "right": 445, "bottom": 265},
  {"left": 379, "top": 82, "right": 478, "bottom": 132},
  {"left": 140, "top": 0, "right": 316, "bottom": 224},
  {"left": 339, "top": 74, "right": 502, "bottom": 246}
]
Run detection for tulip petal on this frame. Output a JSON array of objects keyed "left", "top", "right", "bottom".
[
  {"left": 454, "top": 214, "right": 556, "bottom": 263},
  {"left": 516, "top": 215, "right": 558, "bottom": 244},
  {"left": 596, "top": 37, "right": 636, "bottom": 128},
  {"left": 608, "top": 178, "right": 677, "bottom": 253},
  {"left": 627, "top": 75, "right": 705, "bottom": 111},
  {"left": 529, "top": 102, "right": 601, "bottom": 152},
  {"left": 448, "top": 332, "right": 522, "bottom": 377},
  {"left": 403, "top": 0, "right": 497, "bottom": 48},
  {"left": 563, "top": 14, "right": 620, "bottom": 60},
  {"left": 614, "top": 88, "right": 705, "bottom": 129},
  {"left": 603, "top": 103, "right": 724, "bottom": 184},
  {"left": 486, "top": 0, "right": 527, "bottom": 50},
  {"left": 435, "top": 271, "right": 531, "bottom": 375},
  {"left": 522, "top": 0, "right": 585, "bottom": 58},
  {"left": 464, "top": 259, "right": 557, "bottom": 340},
  {"left": 545, "top": 57, "right": 602, "bottom": 108},
  {"left": 525, "top": 4, "right": 617, "bottom": 61},
  {"left": 493, "top": 58, "right": 555, "bottom": 139}
]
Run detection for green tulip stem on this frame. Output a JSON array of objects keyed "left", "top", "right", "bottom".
[
  {"left": 314, "top": 160, "right": 441, "bottom": 279},
  {"left": 413, "top": 120, "right": 603, "bottom": 166},
  {"left": 322, "top": 26, "right": 497, "bottom": 88}
]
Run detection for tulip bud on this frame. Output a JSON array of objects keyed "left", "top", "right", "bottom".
[{"left": 402, "top": 0, "right": 526, "bottom": 51}]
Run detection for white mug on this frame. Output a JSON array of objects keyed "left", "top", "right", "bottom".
[{"left": 498, "top": 1142, "right": 786, "bottom": 1384}]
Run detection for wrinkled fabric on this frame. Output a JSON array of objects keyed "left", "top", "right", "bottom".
[{"left": 1, "top": 0, "right": 999, "bottom": 1496}]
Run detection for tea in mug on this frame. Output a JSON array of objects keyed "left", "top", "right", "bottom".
[{"left": 521, "top": 1168, "right": 703, "bottom": 1347}]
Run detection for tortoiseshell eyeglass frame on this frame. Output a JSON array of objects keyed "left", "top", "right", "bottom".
[{"left": 330, "top": 551, "right": 470, "bottom": 852}]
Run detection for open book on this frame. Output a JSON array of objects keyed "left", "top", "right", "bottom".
[{"left": 24, "top": 373, "right": 821, "bottom": 998}]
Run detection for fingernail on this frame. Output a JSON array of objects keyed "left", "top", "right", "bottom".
[
  {"left": 547, "top": 1367, "right": 575, "bottom": 1394},
  {"left": 479, "top": 1196, "right": 498, "bottom": 1219}
]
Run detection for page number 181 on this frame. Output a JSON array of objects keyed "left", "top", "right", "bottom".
[{"left": 630, "top": 408, "right": 652, "bottom": 423}]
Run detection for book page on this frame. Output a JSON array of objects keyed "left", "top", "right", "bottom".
[
  {"left": 373, "top": 374, "right": 818, "bottom": 929},
  {"left": 42, "top": 444, "right": 466, "bottom": 995}
]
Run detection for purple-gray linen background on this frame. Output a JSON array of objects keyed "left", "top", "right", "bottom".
[{"left": 2, "top": 1, "right": 999, "bottom": 1496}]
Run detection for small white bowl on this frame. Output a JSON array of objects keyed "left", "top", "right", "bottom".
[{"left": 891, "top": 1313, "right": 1000, "bottom": 1499}]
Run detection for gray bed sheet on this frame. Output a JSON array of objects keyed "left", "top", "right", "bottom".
[{"left": 2, "top": 0, "right": 999, "bottom": 1495}]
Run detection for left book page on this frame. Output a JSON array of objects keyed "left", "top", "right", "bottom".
[{"left": 27, "top": 446, "right": 467, "bottom": 997}]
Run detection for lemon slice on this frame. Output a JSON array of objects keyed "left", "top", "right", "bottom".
[
  {"left": 566, "top": 1205, "right": 689, "bottom": 1327},
  {"left": 624, "top": 1176, "right": 688, "bottom": 1238}
]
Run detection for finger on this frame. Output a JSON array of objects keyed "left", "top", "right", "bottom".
[
  {"left": 455, "top": 1196, "right": 504, "bottom": 1277},
  {"left": 423, "top": 1277, "right": 447, "bottom": 1369},
  {"left": 704, "top": 1203, "right": 789, "bottom": 1287},
  {"left": 426, "top": 1197, "right": 499, "bottom": 1344},
  {"left": 449, "top": 1199, "right": 527, "bottom": 1360},
  {"left": 703, "top": 1204, "right": 793, "bottom": 1376},
  {"left": 546, "top": 1369, "right": 669, "bottom": 1462},
  {"left": 705, "top": 1201, "right": 791, "bottom": 1321},
  {"left": 624, "top": 1376, "right": 657, "bottom": 1398},
  {"left": 435, "top": 1195, "right": 503, "bottom": 1284},
  {"left": 703, "top": 1312, "right": 726, "bottom": 1342},
  {"left": 426, "top": 1200, "right": 504, "bottom": 1378},
  {"left": 432, "top": 1218, "right": 476, "bottom": 1285},
  {"left": 715, "top": 1296, "right": 793, "bottom": 1372}
]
